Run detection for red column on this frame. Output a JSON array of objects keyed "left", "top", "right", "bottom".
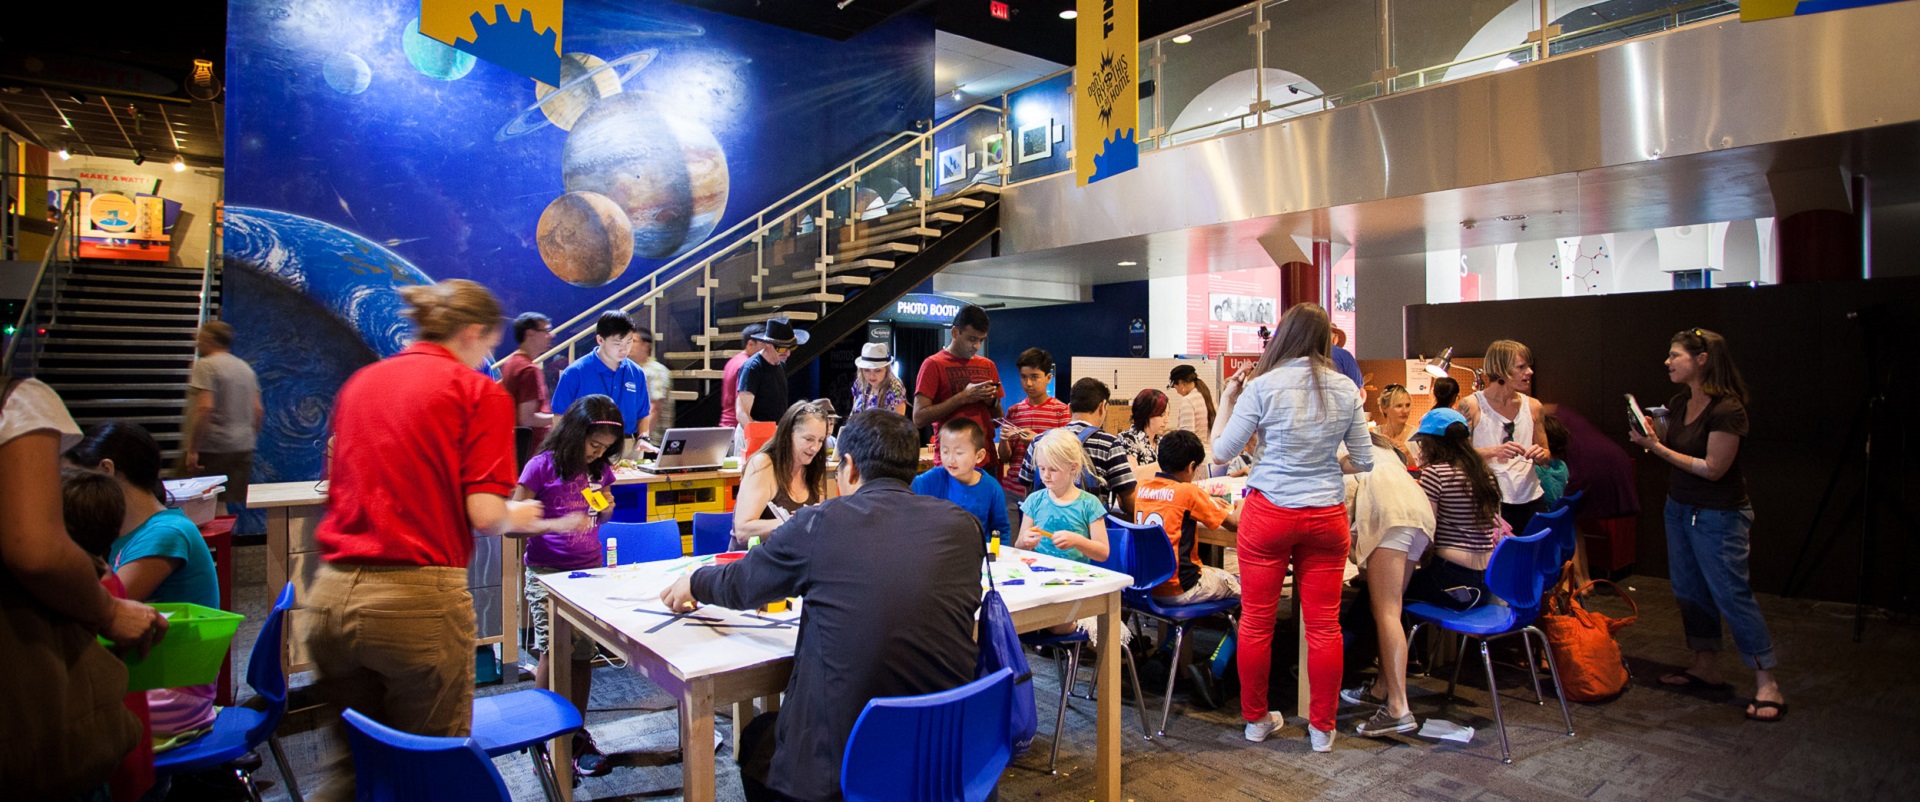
[
  {"left": 1774, "top": 209, "right": 1858, "bottom": 284},
  {"left": 1279, "top": 261, "right": 1319, "bottom": 310}
]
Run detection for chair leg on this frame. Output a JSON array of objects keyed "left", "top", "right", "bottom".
[
  {"left": 1521, "top": 632, "right": 1545, "bottom": 704},
  {"left": 1527, "top": 627, "right": 1576, "bottom": 737},
  {"left": 268, "top": 734, "right": 305, "bottom": 802},
  {"left": 235, "top": 767, "right": 265, "bottom": 802},
  {"left": 1406, "top": 622, "right": 1427, "bottom": 678},
  {"left": 1047, "top": 644, "right": 1081, "bottom": 774},
  {"left": 1477, "top": 640, "right": 1511, "bottom": 764},
  {"left": 1120, "top": 643, "right": 1152, "bottom": 740},
  {"left": 1152, "top": 625, "right": 1188, "bottom": 739},
  {"left": 1446, "top": 634, "right": 1468, "bottom": 701}
]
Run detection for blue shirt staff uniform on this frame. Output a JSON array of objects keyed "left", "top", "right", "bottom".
[{"left": 551, "top": 355, "right": 651, "bottom": 435}]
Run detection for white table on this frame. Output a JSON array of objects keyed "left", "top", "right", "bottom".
[{"left": 536, "top": 547, "right": 1131, "bottom": 802}]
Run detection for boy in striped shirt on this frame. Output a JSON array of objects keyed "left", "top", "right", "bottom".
[{"left": 997, "top": 348, "right": 1071, "bottom": 523}]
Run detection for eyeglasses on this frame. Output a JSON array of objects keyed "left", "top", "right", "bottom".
[{"left": 1501, "top": 421, "right": 1516, "bottom": 443}]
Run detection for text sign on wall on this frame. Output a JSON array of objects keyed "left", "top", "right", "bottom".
[
  {"left": 1074, "top": 0, "right": 1138, "bottom": 186},
  {"left": 881, "top": 293, "right": 968, "bottom": 326}
]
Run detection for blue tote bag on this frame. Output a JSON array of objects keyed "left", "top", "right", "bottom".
[{"left": 978, "top": 556, "right": 1037, "bottom": 754}]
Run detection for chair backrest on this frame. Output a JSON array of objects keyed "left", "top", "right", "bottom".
[
  {"left": 1554, "top": 490, "right": 1585, "bottom": 514},
  {"left": 841, "top": 668, "right": 1014, "bottom": 802},
  {"left": 1523, "top": 504, "right": 1578, "bottom": 568},
  {"left": 1103, "top": 516, "right": 1174, "bottom": 593},
  {"left": 341, "top": 709, "right": 511, "bottom": 802},
  {"left": 242, "top": 582, "right": 297, "bottom": 746},
  {"left": 691, "top": 511, "right": 733, "bottom": 557},
  {"left": 597, "top": 519, "right": 682, "bottom": 565},
  {"left": 1483, "top": 527, "right": 1561, "bottom": 615}
]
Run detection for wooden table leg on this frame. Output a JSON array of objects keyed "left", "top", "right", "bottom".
[
  {"left": 549, "top": 604, "right": 575, "bottom": 802},
  {"left": 266, "top": 508, "right": 290, "bottom": 671},
  {"left": 681, "top": 677, "right": 717, "bottom": 802},
  {"left": 730, "top": 701, "right": 749, "bottom": 759},
  {"left": 1094, "top": 592, "right": 1121, "bottom": 801}
]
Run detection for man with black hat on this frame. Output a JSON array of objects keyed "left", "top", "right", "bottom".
[
  {"left": 720, "top": 322, "right": 767, "bottom": 430},
  {"left": 736, "top": 317, "right": 809, "bottom": 428}
]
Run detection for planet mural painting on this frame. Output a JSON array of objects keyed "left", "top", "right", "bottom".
[
  {"left": 537, "top": 191, "right": 634, "bottom": 287},
  {"left": 560, "top": 91, "right": 730, "bottom": 261},
  {"left": 403, "top": 17, "right": 476, "bottom": 81},
  {"left": 498, "top": 48, "right": 657, "bottom": 140},
  {"left": 323, "top": 52, "right": 372, "bottom": 95}
]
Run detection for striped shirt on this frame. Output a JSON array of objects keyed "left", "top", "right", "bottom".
[
  {"left": 1017, "top": 419, "right": 1137, "bottom": 507},
  {"left": 1001, "top": 397, "right": 1072, "bottom": 497},
  {"left": 1419, "top": 462, "right": 1498, "bottom": 553}
]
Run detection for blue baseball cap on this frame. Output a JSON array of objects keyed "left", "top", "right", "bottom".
[{"left": 1416, "top": 407, "right": 1469, "bottom": 437}]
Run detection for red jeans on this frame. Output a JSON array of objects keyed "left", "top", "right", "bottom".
[{"left": 1236, "top": 491, "right": 1350, "bottom": 732}]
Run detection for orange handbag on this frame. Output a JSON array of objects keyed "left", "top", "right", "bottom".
[{"left": 1537, "top": 571, "right": 1638, "bottom": 702}]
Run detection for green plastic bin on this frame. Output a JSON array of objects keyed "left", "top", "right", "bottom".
[{"left": 111, "top": 603, "right": 245, "bottom": 692}]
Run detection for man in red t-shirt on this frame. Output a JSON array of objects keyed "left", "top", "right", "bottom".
[
  {"left": 498, "top": 312, "right": 553, "bottom": 447},
  {"left": 718, "top": 322, "right": 766, "bottom": 429},
  {"left": 912, "top": 305, "right": 1003, "bottom": 472}
]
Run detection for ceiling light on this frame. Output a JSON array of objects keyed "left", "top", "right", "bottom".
[
  {"left": 953, "top": 86, "right": 963, "bottom": 101},
  {"left": 1117, "top": 261, "right": 1138, "bottom": 266},
  {"left": 131, "top": 152, "right": 145, "bottom": 166},
  {"left": 1171, "top": 34, "right": 1194, "bottom": 44},
  {"left": 1060, "top": 10, "right": 1078, "bottom": 19},
  {"left": 57, "top": 146, "right": 71, "bottom": 160},
  {"left": 171, "top": 155, "right": 187, "bottom": 172}
]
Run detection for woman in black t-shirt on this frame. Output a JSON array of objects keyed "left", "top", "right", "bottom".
[{"left": 1628, "top": 328, "right": 1786, "bottom": 722}]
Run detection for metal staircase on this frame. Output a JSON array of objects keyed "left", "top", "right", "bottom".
[{"left": 524, "top": 105, "right": 1008, "bottom": 424}]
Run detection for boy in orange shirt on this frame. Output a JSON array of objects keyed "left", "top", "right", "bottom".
[{"left": 1135, "top": 430, "right": 1242, "bottom": 605}]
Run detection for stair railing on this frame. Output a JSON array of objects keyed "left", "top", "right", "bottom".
[
  {"left": 526, "top": 104, "right": 1007, "bottom": 376},
  {"left": 2, "top": 174, "right": 82, "bottom": 377}
]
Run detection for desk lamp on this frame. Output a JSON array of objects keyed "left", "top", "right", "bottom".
[{"left": 1422, "top": 347, "right": 1484, "bottom": 389}]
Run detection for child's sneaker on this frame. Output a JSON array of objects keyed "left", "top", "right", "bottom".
[{"left": 1354, "top": 708, "right": 1417, "bottom": 738}]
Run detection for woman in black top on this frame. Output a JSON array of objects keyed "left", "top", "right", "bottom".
[{"left": 1629, "top": 328, "right": 1785, "bottom": 722}]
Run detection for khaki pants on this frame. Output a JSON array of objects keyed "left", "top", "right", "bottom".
[{"left": 308, "top": 563, "right": 474, "bottom": 801}]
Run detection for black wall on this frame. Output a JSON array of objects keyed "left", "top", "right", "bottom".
[{"left": 1406, "top": 278, "right": 1920, "bottom": 606}]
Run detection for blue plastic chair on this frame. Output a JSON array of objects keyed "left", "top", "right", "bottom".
[
  {"left": 341, "top": 708, "right": 511, "bottom": 802},
  {"left": 691, "top": 511, "right": 733, "bottom": 556},
  {"left": 1524, "top": 504, "right": 1578, "bottom": 572},
  {"left": 597, "top": 519, "right": 682, "bottom": 565},
  {"left": 1106, "top": 515, "right": 1241, "bottom": 739},
  {"left": 154, "top": 582, "right": 302, "bottom": 801},
  {"left": 471, "top": 688, "right": 583, "bottom": 802},
  {"left": 1404, "top": 527, "right": 1576, "bottom": 763},
  {"left": 840, "top": 668, "right": 1016, "bottom": 802}
]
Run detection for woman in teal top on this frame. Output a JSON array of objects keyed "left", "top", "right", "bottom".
[{"left": 68, "top": 422, "right": 222, "bottom": 740}]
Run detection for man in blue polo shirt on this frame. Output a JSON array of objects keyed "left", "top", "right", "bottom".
[{"left": 551, "top": 310, "right": 652, "bottom": 448}]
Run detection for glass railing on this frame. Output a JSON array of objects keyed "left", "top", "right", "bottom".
[{"left": 998, "top": 0, "right": 1741, "bottom": 186}]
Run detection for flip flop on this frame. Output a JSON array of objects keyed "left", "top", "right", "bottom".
[
  {"left": 1659, "top": 671, "right": 1733, "bottom": 692},
  {"left": 1745, "top": 700, "right": 1788, "bottom": 723}
]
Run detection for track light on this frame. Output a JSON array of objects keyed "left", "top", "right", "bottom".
[
  {"left": 132, "top": 152, "right": 145, "bottom": 166},
  {"left": 171, "top": 155, "right": 187, "bottom": 172},
  {"left": 1060, "top": 9, "right": 1078, "bottom": 19},
  {"left": 57, "top": 146, "right": 71, "bottom": 160}
]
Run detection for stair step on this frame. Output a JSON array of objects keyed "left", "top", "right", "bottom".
[
  {"left": 854, "top": 210, "right": 965, "bottom": 234},
  {"left": 71, "top": 262, "right": 208, "bottom": 276},
  {"left": 35, "top": 351, "right": 196, "bottom": 360},
  {"left": 57, "top": 297, "right": 205, "bottom": 310},
  {"left": 662, "top": 349, "right": 741, "bottom": 361},
  {"left": 715, "top": 310, "right": 817, "bottom": 327},
  {"left": 65, "top": 415, "right": 180, "bottom": 425},
  {"left": 928, "top": 195, "right": 988, "bottom": 213},
  {"left": 61, "top": 398, "right": 188, "bottom": 409},
  {"left": 58, "top": 311, "right": 206, "bottom": 322},
  {"left": 692, "top": 332, "right": 744, "bottom": 346},
  {"left": 790, "top": 258, "right": 896, "bottom": 281},
  {"left": 42, "top": 338, "right": 198, "bottom": 348},
  {"left": 51, "top": 284, "right": 204, "bottom": 298},
  {"left": 836, "top": 227, "right": 940, "bottom": 252},
  {"left": 52, "top": 324, "right": 199, "bottom": 335},
  {"left": 671, "top": 369, "right": 727, "bottom": 380},
  {"left": 765, "top": 275, "right": 870, "bottom": 295},
  {"left": 62, "top": 274, "right": 205, "bottom": 288},
  {"left": 36, "top": 367, "right": 195, "bottom": 376},
  {"left": 50, "top": 382, "right": 190, "bottom": 392},
  {"left": 957, "top": 183, "right": 1003, "bottom": 196},
  {"left": 668, "top": 390, "right": 700, "bottom": 402},
  {"left": 743, "top": 293, "right": 844, "bottom": 311},
  {"left": 831, "top": 241, "right": 918, "bottom": 261}
]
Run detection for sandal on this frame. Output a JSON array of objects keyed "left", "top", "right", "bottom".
[
  {"left": 1745, "top": 700, "right": 1788, "bottom": 723},
  {"left": 1659, "top": 672, "right": 1732, "bottom": 692}
]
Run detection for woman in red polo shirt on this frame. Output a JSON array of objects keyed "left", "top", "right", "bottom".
[{"left": 306, "top": 280, "right": 583, "bottom": 801}]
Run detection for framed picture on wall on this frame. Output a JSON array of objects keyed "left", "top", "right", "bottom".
[
  {"left": 936, "top": 144, "right": 967, "bottom": 186},
  {"left": 981, "top": 133, "right": 1005, "bottom": 168},
  {"left": 1018, "top": 121, "right": 1052, "bottom": 163}
]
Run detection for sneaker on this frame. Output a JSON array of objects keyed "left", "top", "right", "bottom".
[
  {"left": 1339, "top": 682, "right": 1383, "bottom": 708},
  {"left": 572, "top": 734, "right": 611, "bottom": 777},
  {"left": 1309, "top": 725, "right": 1336, "bottom": 753},
  {"left": 1354, "top": 707, "right": 1417, "bottom": 738},
  {"left": 1243, "top": 711, "right": 1286, "bottom": 742}
]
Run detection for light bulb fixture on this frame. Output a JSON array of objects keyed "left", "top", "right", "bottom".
[
  {"left": 131, "top": 152, "right": 146, "bottom": 166},
  {"left": 57, "top": 146, "right": 71, "bottom": 160},
  {"left": 171, "top": 155, "right": 187, "bottom": 172},
  {"left": 187, "top": 58, "right": 222, "bottom": 101},
  {"left": 1172, "top": 34, "right": 1194, "bottom": 44},
  {"left": 1060, "top": 9, "right": 1078, "bottom": 19}
]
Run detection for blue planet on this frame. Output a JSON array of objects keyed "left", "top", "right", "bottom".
[
  {"left": 403, "top": 17, "right": 476, "bottom": 81},
  {"left": 323, "top": 51, "right": 372, "bottom": 95},
  {"left": 224, "top": 206, "right": 438, "bottom": 482}
]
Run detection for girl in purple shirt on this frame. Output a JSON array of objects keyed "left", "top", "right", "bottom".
[{"left": 513, "top": 394, "right": 620, "bottom": 774}]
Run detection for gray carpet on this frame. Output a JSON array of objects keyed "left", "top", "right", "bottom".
[{"left": 217, "top": 545, "right": 1919, "bottom": 801}]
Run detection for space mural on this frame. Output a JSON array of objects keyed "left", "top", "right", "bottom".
[{"left": 225, "top": 0, "right": 934, "bottom": 482}]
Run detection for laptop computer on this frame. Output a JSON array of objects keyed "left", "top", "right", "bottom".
[{"left": 636, "top": 427, "right": 735, "bottom": 474}]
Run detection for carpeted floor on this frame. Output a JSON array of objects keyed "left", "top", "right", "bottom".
[{"left": 215, "top": 544, "right": 1919, "bottom": 802}]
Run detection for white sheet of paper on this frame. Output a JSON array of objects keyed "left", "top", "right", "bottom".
[
  {"left": 1418, "top": 718, "right": 1475, "bottom": 743},
  {"left": 1404, "top": 360, "right": 1433, "bottom": 395}
]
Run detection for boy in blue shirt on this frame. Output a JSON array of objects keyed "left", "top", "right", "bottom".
[
  {"left": 911, "top": 418, "right": 1010, "bottom": 542},
  {"left": 551, "top": 310, "right": 652, "bottom": 447}
]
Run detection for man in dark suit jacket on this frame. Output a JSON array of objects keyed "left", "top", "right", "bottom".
[{"left": 662, "top": 410, "right": 984, "bottom": 802}]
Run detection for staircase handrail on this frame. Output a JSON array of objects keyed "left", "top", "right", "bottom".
[
  {"left": 2, "top": 174, "right": 82, "bottom": 377},
  {"left": 524, "top": 104, "right": 1007, "bottom": 368},
  {"left": 514, "top": 123, "right": 956, "bottom": 369}
]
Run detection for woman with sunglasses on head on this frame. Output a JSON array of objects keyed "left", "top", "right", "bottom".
[
  {"left": 731, "top": 401, "right": 831, "bottom": 550},
  {"left": 1375, "top": 384, "right": 1415, "bottom": 464},
  {"left": 1458, "top": 340, "right": 1552, "bottom": 534},
  {"left": 1628, "top": 328, "right": 1785, "bottom": 722}
]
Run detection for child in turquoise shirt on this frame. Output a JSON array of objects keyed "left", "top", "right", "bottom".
[{"left": 1015, "top": 429, "right": 1110, "bottom": 563}]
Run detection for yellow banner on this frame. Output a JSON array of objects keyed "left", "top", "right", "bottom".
[
  {"left": 1075, "top": 0, "right": 1138, "bottom": 186},
  {"left": 420, "top": 0, "right": 563, "bottom": 85}
]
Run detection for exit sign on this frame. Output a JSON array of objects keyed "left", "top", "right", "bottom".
[{"left": 989, "top": 1, "right": 1010, "bottom": 20}]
